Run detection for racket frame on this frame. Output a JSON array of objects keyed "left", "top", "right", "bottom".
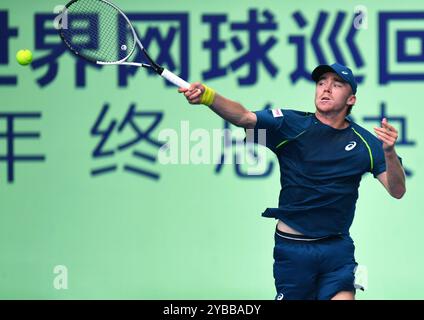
[{"left": 59, "top": 0, "right": 190, "bottom": 88}]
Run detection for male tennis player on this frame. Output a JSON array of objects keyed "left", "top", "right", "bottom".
[{"left": 178, "top": 63, "right": 406, "bottom": 300}]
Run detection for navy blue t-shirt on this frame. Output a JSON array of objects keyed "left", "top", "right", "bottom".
[{"left": 249, "top": 109, "right": 388, "bottom": 237}]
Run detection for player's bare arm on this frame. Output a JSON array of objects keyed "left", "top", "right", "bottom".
[
  {"left": 179, "top": 82, "right": 257, "bottom": 129},
  {"left": 375, "top": 118, "right": 406, "bottom": 199}
]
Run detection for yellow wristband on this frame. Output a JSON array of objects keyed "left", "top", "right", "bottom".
[{"left": 199, "top": 84, "right": 216, "bottom": 106}]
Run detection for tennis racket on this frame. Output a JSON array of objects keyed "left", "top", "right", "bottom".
[{"left": 58, "top": 0, "right": 190, "bottom": 88}]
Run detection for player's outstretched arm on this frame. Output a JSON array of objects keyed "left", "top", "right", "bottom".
[{"left": 179, "top": 83, "right": 257, "bottom": 129}]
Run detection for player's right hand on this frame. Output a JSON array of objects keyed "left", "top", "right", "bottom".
[{"left": 178, "top": 82, "right": 204, "bottom": 104}]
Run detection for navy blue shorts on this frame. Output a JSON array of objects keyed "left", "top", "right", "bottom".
[{"left": 273, "top": 229, "right": 357, "bottom": 300}]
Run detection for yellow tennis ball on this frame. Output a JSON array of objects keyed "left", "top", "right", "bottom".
[{"left": 16, "top": 49, "right": 33, "bottom": 66}]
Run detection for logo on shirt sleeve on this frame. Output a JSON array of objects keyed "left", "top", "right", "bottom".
[{"left": 271, "top": 109, "right": 284, "bottom": 118}]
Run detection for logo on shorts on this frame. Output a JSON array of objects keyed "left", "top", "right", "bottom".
[
  {"left": 345, "top": 141, "right": 357, "bottom": 151},
  {"left": 276, "top": 292, "right": 284, "bottom": 300},
  {"left": 354, "top": 265, "right": 368, "bottom": 291}
]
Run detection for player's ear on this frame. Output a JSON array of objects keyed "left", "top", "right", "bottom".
[{"left": 347, "top": 94, "right": 356, "bottom": 106}]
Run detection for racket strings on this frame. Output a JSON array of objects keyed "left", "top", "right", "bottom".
[{"left": 61, "top": 0, "right": 134, "bottom": 63}]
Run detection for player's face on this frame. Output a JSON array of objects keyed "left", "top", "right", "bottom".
[{"left": 315, "top": 72, "right": 356, "bottom": 115}]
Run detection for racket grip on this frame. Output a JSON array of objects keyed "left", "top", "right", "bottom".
[{"left": 161, "top": 69, "right": 190, "bottom": 89}]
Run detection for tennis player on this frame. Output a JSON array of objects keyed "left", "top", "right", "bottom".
[{"left": 179, "top": 63, "right": 406, "bottom": 300}]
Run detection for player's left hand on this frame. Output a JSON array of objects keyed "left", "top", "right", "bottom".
[{"left": 373, "top": 118, "right": 398, "bottom": 153}]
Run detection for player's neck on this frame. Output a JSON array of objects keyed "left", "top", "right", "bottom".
[{"left": 315, "top": 110, "right": 349, "bottom": 130}]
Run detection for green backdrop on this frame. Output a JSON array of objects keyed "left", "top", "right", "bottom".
[{"left": 0, "top": 0, "right": 422, "bottom": 299}]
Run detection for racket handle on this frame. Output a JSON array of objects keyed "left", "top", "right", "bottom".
[{"left": 161, "top": 69, "right": 190, "bottom": 89}]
